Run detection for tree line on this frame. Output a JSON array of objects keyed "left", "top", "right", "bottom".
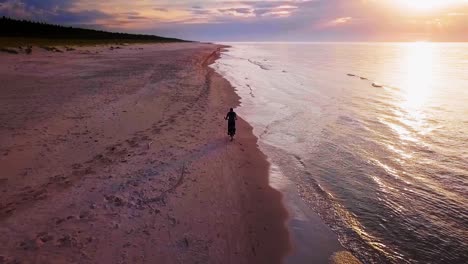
[{"left": 0, "top": 16, "right": 185, "bottom": 42}]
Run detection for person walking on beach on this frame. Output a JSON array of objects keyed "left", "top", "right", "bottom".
[{"left": 225, "top": 108, "right": 237, "bottom": 140}]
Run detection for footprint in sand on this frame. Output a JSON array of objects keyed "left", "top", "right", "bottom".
[
  {"left": 104, "top": 195, "right": 125, "bottom": 207},
  {"left": 18, "top": 239, "right": 38, "bottom": 251},
  {"left": 79, "top": 210, "right": 92, "bottom": 220},
  {"left": 168, "top": 215, "right": 177, "bottom": 226},
  {"left": 56, "top": 234, "right": 76, "bottom": 247},
  {"left": 36, "top": 232, "right": 54, "bottom": 245}
]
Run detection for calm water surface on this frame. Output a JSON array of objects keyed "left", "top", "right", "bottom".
[{"left": 213, "top": 43, "right": 468, "bottom": 263}]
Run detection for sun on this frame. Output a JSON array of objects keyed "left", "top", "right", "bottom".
[{"left": 393, "top": 0, "right": 464, "bottom": 11}]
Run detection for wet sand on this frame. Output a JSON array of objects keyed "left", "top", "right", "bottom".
[{"left": 0, "top": 43, "right": 289, "bottom": 263}]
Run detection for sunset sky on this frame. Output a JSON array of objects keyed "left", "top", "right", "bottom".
[{"left": 1, "top": 0, "right": 468, "bottom": 41}]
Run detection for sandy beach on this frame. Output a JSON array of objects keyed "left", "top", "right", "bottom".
[{"left": 0, "top": 43, "right": 290, "bottom": 263}]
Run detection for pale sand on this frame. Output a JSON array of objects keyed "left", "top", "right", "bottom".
[{"left": 0, "top": 43, "right": 290, "bottom": 263}]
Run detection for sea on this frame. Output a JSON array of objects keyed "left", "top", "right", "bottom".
[{"left": 212, "top": 42, "right": 468, "bottom": 264}]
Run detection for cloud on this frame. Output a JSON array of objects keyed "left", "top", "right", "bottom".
[
  {"left": 20, "top": 0, "right": 74, "bottom": 8},
  {"left": 1, "top": 0, "right": 468, "bottom": 41},
  {"left": 153, "top": 7, "right": 168, "bottom": 12},
  {"left": 127, "top": 15, "right": 148, "bottom": 20},
  {"left": 334, "top": 17, "right": 352, "bottom": 23},
  {"left": 211, "top": 2, "right": 302, "bottom": 19},
  {"left": 190, "top": 7, "right": 214, "bottom": 16},
  {"left": 219, "top": 7, "right": 252, "bottom": 14},
  {"left": 54, "top": 10, "right": 111, "bottom": 24},
  {"left": 218, "top": 7, "right": 255, "bottom": 17},
  {"left": 0, "top": 0, "right": 111, "bottom": 25},
  {"left": 328, "top": 16, "right": 352, "bottom": 25},
  {"left": 259, "top": 5, "right": 299, "bottom": 17},
  {"left": 447, "top": 12, "right": 467, "bottom": 16},
  {"left": 0, "top": 0, "right": 43, "bottom": 18}
]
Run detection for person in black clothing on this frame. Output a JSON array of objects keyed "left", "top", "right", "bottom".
[{"left": 224, "top": 108, "right": 237, "bottom": 139}]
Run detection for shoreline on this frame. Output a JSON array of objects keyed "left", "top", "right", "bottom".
[
  {"left": 212, "top": 44, "right": 363, "bottom": 264},
  {"left": 0, "top": 43, "right": 290, "bottom": 263},
  {"left": 204, "top": 45, "right": 292, "bottom": 263}
]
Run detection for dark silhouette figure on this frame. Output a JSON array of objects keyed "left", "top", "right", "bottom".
[{"left": 224, "top": 108, "right": 237, "bottom": 141}]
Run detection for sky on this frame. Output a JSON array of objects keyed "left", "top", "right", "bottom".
[{"left": 1, "top": 0, "right": 468, "bottom": 41}]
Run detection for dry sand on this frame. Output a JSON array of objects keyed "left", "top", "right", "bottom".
[{"left": 0, "top": 43, "right": 290, "bottom": 263}]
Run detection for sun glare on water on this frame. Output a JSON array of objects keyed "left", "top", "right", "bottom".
[
  {"left": 391, "top": 42, "right": 440, "bottom": 139},
  {"left": 402, "top": 42, "right": 435, "bottom": 108}
]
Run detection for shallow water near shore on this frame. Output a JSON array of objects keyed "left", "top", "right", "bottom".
[{"left": 212, "top": 42, "right": 468, "bottom": 263}]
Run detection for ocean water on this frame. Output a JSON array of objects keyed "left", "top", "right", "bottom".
[{"left": 212, "top": 43, "right": 468, "bottom": 263}]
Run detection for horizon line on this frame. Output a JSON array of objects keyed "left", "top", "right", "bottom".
[{"left": 209, "top": 41, "right": 468, "bottom": 44}]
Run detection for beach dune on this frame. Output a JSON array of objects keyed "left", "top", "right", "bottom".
[{"left": 0, "top": 43, "right": 289, "bottom": 263}]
